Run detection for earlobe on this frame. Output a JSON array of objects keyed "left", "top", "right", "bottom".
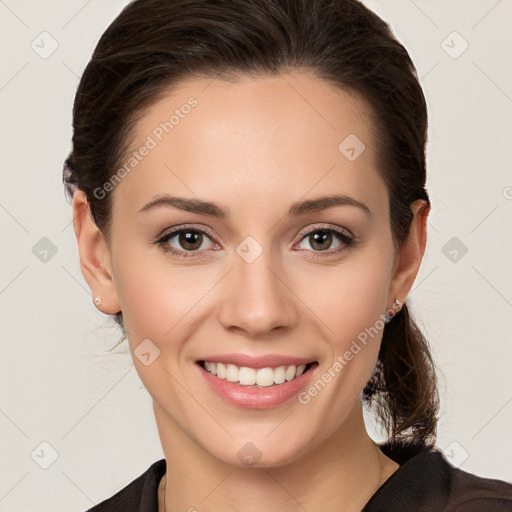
[
  {"left": 72, "top": 190, "right": 121, "bottom": 314},
  {"left": 389, "top": 199, "right": 430, "bottom": 305}
]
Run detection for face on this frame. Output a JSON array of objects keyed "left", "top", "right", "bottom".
[{"left": 94, "top": 72, "right": 408, "bottom": 468}]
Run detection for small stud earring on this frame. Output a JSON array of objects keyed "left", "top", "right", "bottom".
[
  {"left": 385, "top": 298, "right": 403, "bottom": 323},
  {"left": 93, "top": 296, "right": 103, "bottom": 306}
]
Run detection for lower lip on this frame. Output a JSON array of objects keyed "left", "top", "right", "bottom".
[{"left": 197, "top": 362, "right": 318, "bottom": 409}]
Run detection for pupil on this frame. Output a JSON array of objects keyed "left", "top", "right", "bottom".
[
  {"left": 180, "top": 231, "right": 202, "bottom": 250},
  {"left": 311, "top": 231, "right": 331, "bottom": 251}
]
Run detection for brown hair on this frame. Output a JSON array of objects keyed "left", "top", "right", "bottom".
[{"left": 63, "top": 0, "right": 439, "bottom": 445}]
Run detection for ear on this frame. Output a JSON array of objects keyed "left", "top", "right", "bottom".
[
  {"left": 72, "top": 190, "right": 121, "bottom": 315},
  {"left": 389, "top": 199, "right": 430, "bottom": 305}
]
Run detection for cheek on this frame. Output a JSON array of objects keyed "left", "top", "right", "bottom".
[
  {"left": 296, "top": 248, "right": 394, "bottom": 390},
  {"left": 109, "top": 235, "right": 169, "bottom": 337},
  {"left": 111, "top": 245, "right": 218, "bottom": 348},
  {"left": 113, "top": 258, "right": 171, "bottom": 342},
  {"left": 303, "top": 254, "right": 392, "bottom": 338}
]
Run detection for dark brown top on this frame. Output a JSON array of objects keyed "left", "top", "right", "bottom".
[{"left": 84, "top": 439, "right": 512, "bottom": 511}]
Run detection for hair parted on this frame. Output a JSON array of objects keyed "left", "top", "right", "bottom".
[{"left": 63, "top": 0, "right": 439, "bottom": 445}]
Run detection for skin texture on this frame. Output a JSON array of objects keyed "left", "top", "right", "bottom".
[{"left": 72, "top": 71, "right": 429, "bottom": 511}]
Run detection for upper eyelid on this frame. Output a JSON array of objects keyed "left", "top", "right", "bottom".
[
  {"left": 296, "top": 223, "right": 353, "bottom": 239},
  {"left": 157, "top": 224, "right": 216, "bottom": 240}
]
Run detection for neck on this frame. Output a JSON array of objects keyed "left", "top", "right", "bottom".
[{"left": 155, "top": 401, "right": 399, "bottom": 512}]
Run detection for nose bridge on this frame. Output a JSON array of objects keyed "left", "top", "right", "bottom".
[{"left": 218, "top": 238, "right": 298, "bottom": 336}]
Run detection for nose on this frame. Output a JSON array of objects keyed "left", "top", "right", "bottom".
[{"left": 218, "top": 246, "right": 299, "bottom": 338}]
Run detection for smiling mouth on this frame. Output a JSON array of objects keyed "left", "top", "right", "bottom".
[{"left": 198, "top": 360, "right": 318, "bottom": 387}]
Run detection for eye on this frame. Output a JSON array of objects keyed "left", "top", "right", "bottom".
[
  {"left": 294, "top": 225, "right": 357, "bottom": 258},
  {"left": 155, "top": 225, "right": 219, "bottom": 259},
  {"left": 154, "top": 223, "right": 358, "bottom": 260}
]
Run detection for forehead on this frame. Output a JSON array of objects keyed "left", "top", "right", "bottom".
[{"left": 112, "top": 71, "right": 387, "bottom": 219}]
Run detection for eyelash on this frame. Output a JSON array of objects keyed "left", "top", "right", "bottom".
[{"left": 154, "top": 223, "right": 358, "bottom": 260}]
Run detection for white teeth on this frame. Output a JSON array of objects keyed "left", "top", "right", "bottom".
[
  {"left": 216, "top": 362, "right": 226, "bottom": 379},
  {"left": 239, "top": 366, "right": 256, "bottom": 385},
  {"left": 256, "top": 367, "right": 274, "bottom": 387},
  {"left": 273, "top": 366, "right": 285, "bottom": 384},
  {"left": 202, "top": 361, "right": 310, "bottom": 386},
  {"left": 296, "top": 364, "right": 306, "bottom": 377},
  {"left": 285, "top": 365, "right": 296, "bottom": 381},
  {"left": 225, "top": 364, "right": 239, "bottom": 383}
]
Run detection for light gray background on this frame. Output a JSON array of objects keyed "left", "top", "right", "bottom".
[{"left": 1, "top": 0, "right": 511, "bottom": 511}]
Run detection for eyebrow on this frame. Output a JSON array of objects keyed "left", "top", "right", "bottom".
[{"left": 138, "top": 193, "right": 372, "bottom": 219}]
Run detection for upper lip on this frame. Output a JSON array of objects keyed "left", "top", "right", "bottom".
[{"left": 198, "top": 353, "right": 316, "bottom": 369}]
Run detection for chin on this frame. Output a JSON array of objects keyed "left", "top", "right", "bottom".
[{"left": 201, "top": 430, "right": 315, "bottom": 470}]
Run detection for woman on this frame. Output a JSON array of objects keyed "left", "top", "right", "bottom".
[{"left": 63, "top": 0, "right": 512, "bottom": 510}]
